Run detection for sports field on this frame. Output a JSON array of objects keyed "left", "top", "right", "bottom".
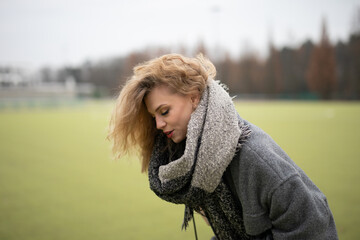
[{"left": 0, "top": 100, "right": 359, "bottom": 239}]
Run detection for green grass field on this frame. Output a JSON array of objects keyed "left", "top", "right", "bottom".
[{"left": 0, "top": 100, "right": 359, "bottom": 240}]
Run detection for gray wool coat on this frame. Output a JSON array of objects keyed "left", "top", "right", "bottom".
[{"left": 224, "top": 117, "right": 339, "bottom": 239}]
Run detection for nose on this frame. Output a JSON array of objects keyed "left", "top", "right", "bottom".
[{"left": 155, "top": 116, "right": 166, "bottom": 130}]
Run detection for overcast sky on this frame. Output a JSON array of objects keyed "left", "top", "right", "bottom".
[{"left": 0, "top": 0, "right": 359, "bottom": 69}]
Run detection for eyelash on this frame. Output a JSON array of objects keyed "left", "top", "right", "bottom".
[{"left": 161, "top": 109, "right": 169, "bottom": 116}]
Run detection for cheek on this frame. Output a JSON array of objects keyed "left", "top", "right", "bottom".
[{"left": 180, "top": 105, "right": 194, "bottom": 127}]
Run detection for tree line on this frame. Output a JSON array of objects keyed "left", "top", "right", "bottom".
[{"left": 40, "top": 19, "right": 360, "bottom": 100}]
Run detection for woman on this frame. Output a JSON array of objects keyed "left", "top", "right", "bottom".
[{"left": 108, "top": 53, "right": 338, "bottom": 239}]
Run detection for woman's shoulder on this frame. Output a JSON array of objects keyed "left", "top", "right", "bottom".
[
  {"left": 237, "top": 118, "right": 299, "bottom": 182},
  {"left": 226, "top": 118, "right": 301, "bottom": 218},
  {"left": 226, "top": 116, "right": 303, "bottom": 209}
]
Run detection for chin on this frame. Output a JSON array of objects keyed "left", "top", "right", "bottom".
[{"left": 172, "top": 136, "right": 185, "bottom": 143}]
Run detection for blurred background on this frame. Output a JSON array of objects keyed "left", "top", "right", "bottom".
[
  {"left": 1, "top": 0, "right": 360, "bottom": 240},
  {"left": 1, "top": 0, "right": 360, "bottom": 100}
]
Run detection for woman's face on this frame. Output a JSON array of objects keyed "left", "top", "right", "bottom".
[{"left": 144, "top": 85, "right": 199, "bottom": 143}]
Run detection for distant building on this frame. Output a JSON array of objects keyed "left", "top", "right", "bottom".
[{"left": 0, "top": 67, "right": 94, "bottom": 99}]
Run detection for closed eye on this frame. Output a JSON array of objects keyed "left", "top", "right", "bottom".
[{"left": 161, "top": 109, "right": 169, "bottom": 116}]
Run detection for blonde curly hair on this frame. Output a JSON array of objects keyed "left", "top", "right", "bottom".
[{"left": 107, "top": 53, "right": 216, "bottom": 172}]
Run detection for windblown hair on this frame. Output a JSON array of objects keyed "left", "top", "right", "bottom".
[{"left": 107, "top": 53, "right": 216, "bottom": 172}]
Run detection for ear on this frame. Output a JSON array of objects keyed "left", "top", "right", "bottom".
[{"left": 190, "top": 93, "right": 200, "bottom": 109}]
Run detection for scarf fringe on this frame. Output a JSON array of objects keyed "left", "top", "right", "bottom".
[
  {"left": 237, "top": 121, "right": 252, "bottom": 150},
  {"left": 182, "top": 205, "right": 193, "bottom": 230}
]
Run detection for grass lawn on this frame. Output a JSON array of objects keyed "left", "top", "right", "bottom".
[{"left": 0, "top": 100, "right": 359, "bottom": 239}]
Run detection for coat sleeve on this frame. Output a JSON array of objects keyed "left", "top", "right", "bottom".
[
  {"left": 268, "top": 174, "right": 338, "bottom": 240},
  {"left": 230, "top": 119, "right": 338, "bottom": 239}
]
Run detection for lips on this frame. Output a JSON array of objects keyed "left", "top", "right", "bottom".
[{"left": 164, "top": 130, "right": 174, "bottom": 138}]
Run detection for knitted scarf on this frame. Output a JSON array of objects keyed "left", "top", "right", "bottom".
[{"left": 148, "top": 79, "right": 253, "bottom": 240}]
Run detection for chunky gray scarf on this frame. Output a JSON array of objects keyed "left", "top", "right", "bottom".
[{"left": 148, "top": 79, "right": 253, "bottom": 239}]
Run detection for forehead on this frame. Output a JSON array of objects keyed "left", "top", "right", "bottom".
[{"left": 144, "top": 85, "right": 185, "bottom": 113}]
